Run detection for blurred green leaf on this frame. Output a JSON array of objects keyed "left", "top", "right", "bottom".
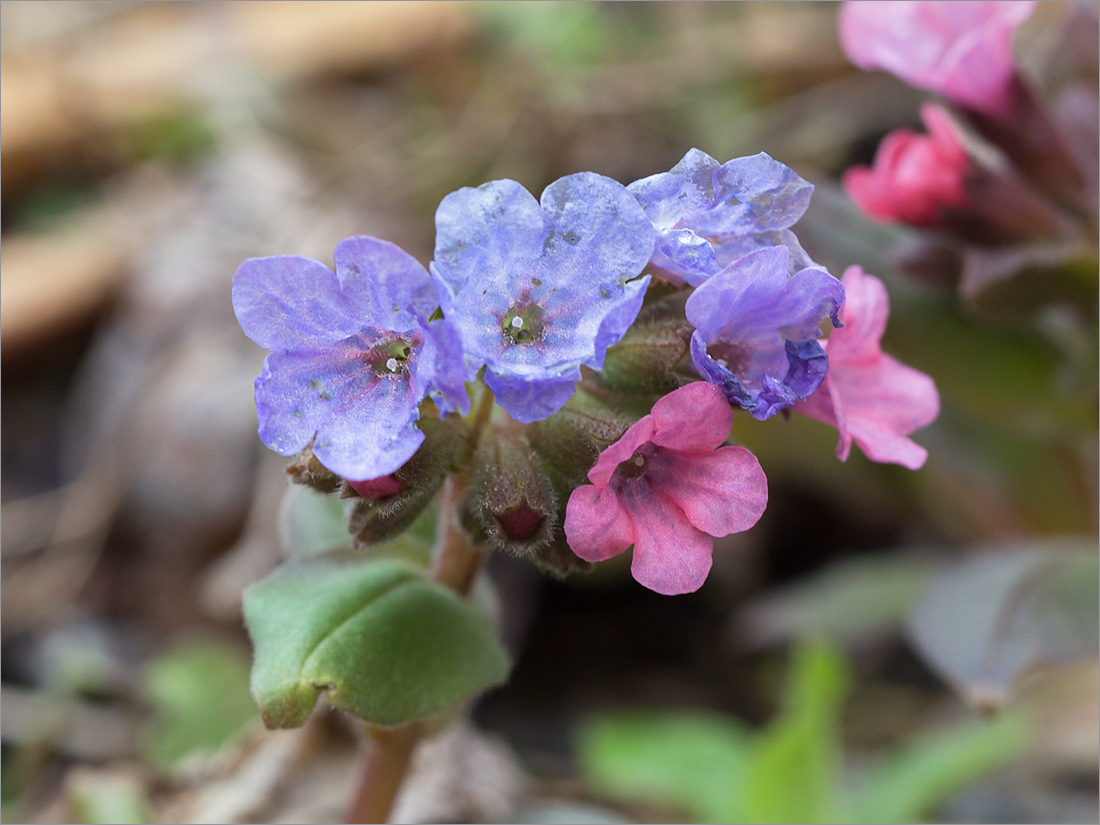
[
  {"left": 742, "top": 640, "right": 848, "bottom": 824},
  {"left": 848, "top": 712, "right": 1028, "bottom": 824},
  {"left": 67, "top": 772, "right": 152, "bottom": 825},
  {"left": 280, "top": 485, "right": 354, "bottom": 558},
  {"left": 245, "top": 557, "right": 510, "bottom": 728},
  {"left": 578, "top": 711, "right": 751, "bottom": 822},
  {"left": 142, "top": 638, "right": 257, "bottom": 770},
  {"left": 280, "top": 485, "right": 435, "bottom": 566}
]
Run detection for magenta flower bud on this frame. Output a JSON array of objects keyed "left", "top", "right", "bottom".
[
  {"left": 347, "top": 474, "right": 407, "bottom": 501},
  {"left": 346, "top": 416, "right": 462, "bottom": 547},
  {"left": 844, "top": 104, "right": 971, "bottom": 229},
  {"left": 839, "top": 1, "right": 1036, "bottom": 119},
  {"left": 468, "top": 431, "right": 558, "bottom": 557},
  {"left": 564, "top": 382, "right": 768, "bottom": 596},
  {"left": 795, "top": 266, "right": 940, "bottom": 470}
]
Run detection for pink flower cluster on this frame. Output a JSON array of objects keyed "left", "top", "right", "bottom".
[
  {"left": 839, "top": 1, "right": 1037, "bottom": 229},
  {"left": 843, "top": 104, "right": 970, "bottom": 228},
  {"left": 839, "top": 1, "right": 1036, "bottom": 119}
]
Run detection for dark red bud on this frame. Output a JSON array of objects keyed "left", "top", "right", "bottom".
[{"left": 347, "top": 474, "right": 407, "bottom": 500}]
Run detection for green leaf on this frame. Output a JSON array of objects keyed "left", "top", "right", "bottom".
[
  {"left": 141, "top": 638, "right": 258, "bottom": 770},
  {"left": 244, "top": 557, "right": 510, "bottom": 728},
  {"left": 742, "top": 640, "right": 849, "bottom": 824},
  {"left": 67, "top": 772, "right": 152, "bottom": 825},
  {"left": 577, "top": 711, "right": 751, "bottom": 823},
  {"left": 848, "top": 713, "right": 1029, "bottom": 824},
  {"left": 280, "top": 485, "right": 354, "bottom": 558}
]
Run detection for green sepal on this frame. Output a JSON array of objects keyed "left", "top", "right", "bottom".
[
  {"left": 244, "top": 556, "right": 510, "bottom": 728},
  {"left": 596, "top": 290, "right": 693, "bottom": 395}
]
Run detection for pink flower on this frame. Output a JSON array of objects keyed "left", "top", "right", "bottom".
[
  {"left": 843, "top": 104, "right": 970, "bottom": 228},
  {"left": 563, "top": 382, "right": 768, "bottom": 596},
  {"left": 839, "top": 1, "right": 1036, "bottom": 118},
  {"left": 796, "top": 266, "right": 939, "bottom": 470}
]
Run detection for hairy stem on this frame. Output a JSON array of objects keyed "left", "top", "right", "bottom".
[{"left": 344, "top": 471, "right": 487, "bottom": 822}]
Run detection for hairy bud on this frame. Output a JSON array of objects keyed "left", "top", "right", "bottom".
[
  {"left": 597, "top": 291, "right": 693, "bottom": 394},
  {"left": 468, "top": 431, "right": 558, "bottom": 558},
  {"left": 527, "top": 390, "right": 636, "bottom": 495},
  {"left": 346, "top": 414, "right": 464, "bottom": 547}
]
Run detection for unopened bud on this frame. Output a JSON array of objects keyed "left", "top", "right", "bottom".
[
  {"left": 597, "top": 291, "right": 693, "bottom": 394},
  {"left": 286, "top": 442, "right": 342, "bottom": 494},
  {"left": 468, "top": 431, "right": 558, "bottom": 558},
  {"left": 347, "top": 474, "right": 407, "bottom": 500},
  {"left": 346, "top": 414, "right": 464, "bottom": 547}
]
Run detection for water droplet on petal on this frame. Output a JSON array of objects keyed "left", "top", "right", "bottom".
[
  {"left": 511, "top": 315, "right": 524, "bottom": 330},
  {"left": 386, "top": 357, "right": 399, "bottom": 372}
]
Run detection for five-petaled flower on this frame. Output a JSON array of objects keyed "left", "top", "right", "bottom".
[
  {"left": 686, "top": 246, "right": 845, "bottom": 420},
  {"left": 564, "top": 382, "right": 768, "bottom": 596},
  {"left": 839, "top": 1, "right": 1036, "bottom": 119},
  {"left": 431, "top": 173, "right": 655, "bottom": 423},
  {"left": 843, "top": 104, "right": 971, "bottom": 228},
  {"left": 627, "top": 148, "right": 817, "bottom": 287},
  {"left": 232, "top": 236, "right": 469, "bottom": 482},
  {"left": 795, "top": 265, "right": 940, "bottom": 470}
]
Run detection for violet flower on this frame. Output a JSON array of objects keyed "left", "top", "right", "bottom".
[
  {"left": 844, "top": 103, "right": 971, "bottom": 228},
  {"left": 564, "top": 382, "right": 768, "bottom": 596},
  {"left": 839, "top": 1, "right": 1037, "bottom": 119},
  {"left": 686, "top": 246, "right": 845, "bottom": 420},
  {"left": 431, "top": 173, "right": 655, "bottom": 423},
  {"left": 232, "top": 236, "right": 469, "bottom": 482},
  {"left": 627, "top": 148, "right": 817, "bottom": 287},
  {"left": 795, "top": 266, "right": 940, "bottom": 470}
]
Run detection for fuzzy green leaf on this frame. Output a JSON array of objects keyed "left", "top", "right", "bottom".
[{"left": 244, "top": 557, "right": 510, "bottom": 728}]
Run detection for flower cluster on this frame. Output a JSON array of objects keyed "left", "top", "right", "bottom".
[
  {"left": 839, "top": 1, "right": 1097, "bottom": 316},
  {"left": 234, "top": 145, "right": 939, "bottom": 595}
]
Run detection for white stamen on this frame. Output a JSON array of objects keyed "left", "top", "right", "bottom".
[
  {"left": 633, "top": 455, "right": 644, "bottom": 467},
  {"left": 510, "top": 315, "right": 524, "bottom": 330},
  {"left": 386, "top": 357, "right": 399, "bottom": 372}
]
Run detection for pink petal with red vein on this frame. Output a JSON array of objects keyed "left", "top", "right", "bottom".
[
  {"left": 650, "top": 382, "right": 734, "bottom": 453},
  {"left": 647, "top": 446, "right": 768, "bottom": 537},
  {"left": 563, "top": 484, "right": 635, "bottom": 562},
  {"left": 621, "top": 481, "right": 714, "bottom": 596}
]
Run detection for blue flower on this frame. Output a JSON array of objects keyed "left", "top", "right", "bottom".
[
  {"left": 686, "top": 246, "right": 845, "bottom": 420},
  {"left": 628, "top": 148, "right": 817, "bottom": 286},
  {"left": 431, "top": 173, "right": 656, "bottom": 423},
  {"left": 232, "top": 236, "right": 469, "bottom": 481}
]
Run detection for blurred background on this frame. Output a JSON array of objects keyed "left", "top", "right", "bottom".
[{"left": 2, "top": 2, "right": 1096, "bottom": 823}]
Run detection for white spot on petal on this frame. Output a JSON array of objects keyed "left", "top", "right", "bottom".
[
  {"left": 510, "top": 316, "right": 524, "bottom": 330},
  {"left": 386, "top": 357, "right": 399, "bottom": 372}
]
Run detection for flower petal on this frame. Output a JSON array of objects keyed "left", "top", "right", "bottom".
[
  {"left": 563, "top": 484, "right": 635, "bottom": 563},
  {"left": 649, "top": 382, "right": 733, "bottom": 454},
  {"left": 233, "top": 256, "right": 361, "bottom": 351},
  {"left": 622, "top": 481, "right": 714, "bottom": 596},
  {"left": 484, "top": 369, "right": 580, "bottom": 424},
  {"left": 255, "top": 340, "right": 425, "bottom": 480},
  {"left": 647, "top": 446, "right": 768, "bottom": 537},
  {"left": 587, "top": 415, "right": 657, "bottom": 488},
  {"left": 333, "top": 236, "right": 437, "bottom": 331}
]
